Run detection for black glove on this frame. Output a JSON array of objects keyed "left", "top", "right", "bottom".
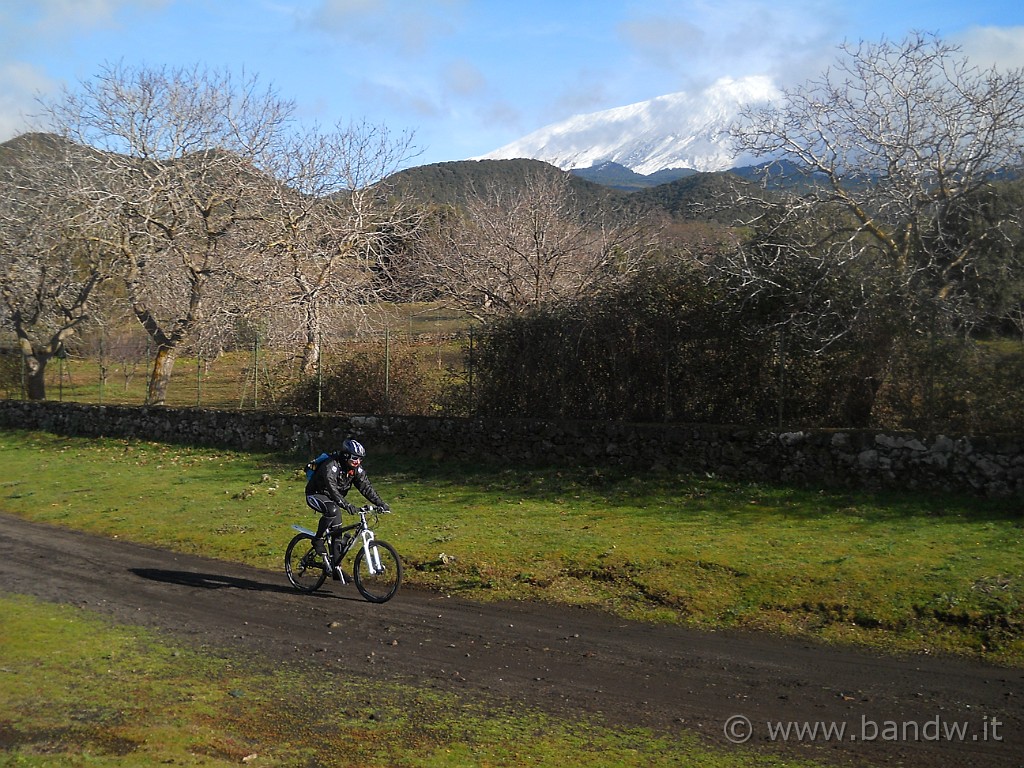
[{"left": 378, "top": 503, "right": 391, "bottom": 513}]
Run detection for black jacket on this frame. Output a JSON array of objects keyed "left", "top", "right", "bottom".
[{"left": 305, "top": 454, "right": 384, "bottom": 514}]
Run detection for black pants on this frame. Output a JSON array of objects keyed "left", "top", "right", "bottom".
[{"left": 306, "top": 494, "right": 341, "bottom": 553}]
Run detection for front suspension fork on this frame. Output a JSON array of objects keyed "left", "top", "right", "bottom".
[{"left": 361, "top": 530, "right": 383, "bottom": 574}]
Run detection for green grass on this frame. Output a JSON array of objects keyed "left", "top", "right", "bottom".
[
  {"left": 0, "top": 594, "right": 821, "bottom": 767},
  {"left": 1, "top": 428, "right": 1022, "bottom": 665}
]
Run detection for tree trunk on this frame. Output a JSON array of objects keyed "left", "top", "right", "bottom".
[
  {"left": 22, "top": 353, "right": 48, "bottom": 400},
  {"left": 15, "top": 334, "right": 52, "bottom": 401},
  {"left": 146, "top": 345, "right": 178, "bottom": 406},
  {"left": 300, "top": 305, "right": 321, "bottom": 377}
]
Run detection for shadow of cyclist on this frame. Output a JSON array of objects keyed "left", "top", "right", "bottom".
[{"left": 128, "top": 567, "right": 355, "bottom": 599}]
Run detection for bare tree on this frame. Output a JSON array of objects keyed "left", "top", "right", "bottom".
[
  {"left": 42, "top": 62, "right": 295, "bottom": 405},
  {"left": 0, "top": 134, "right": 112, "bottom": 399},
  {"left": 252, "top": 121, "right": 421, "bottom": 376},
  {"left": 725, "top": 32, "right": 1024, "bottom": 344},
  {"left": 404, "top": 167, "right": 658, "bottom": 320}
]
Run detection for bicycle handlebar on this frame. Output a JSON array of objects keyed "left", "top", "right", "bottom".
[{"left": 357, "top": 504, "right": 392, "bottom": 514}]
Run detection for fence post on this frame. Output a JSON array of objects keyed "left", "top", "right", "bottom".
[
  {"left": 98, "top": 326, "right": 105, "bottom": 405},
  {"left": 777, "top": 327, "right": 786, "bottom": 429},
  {"left": 384, "top": 327, "right": 391, "bottom": 416},
  {"left": 253, "top": 335, "right": 259, "bottom": 409},
  {"left": 57, "top": 343, "right": 68, "bottom": 402},
  {"left": 468, "top": 328, "right": 474, "bottom": 414}
]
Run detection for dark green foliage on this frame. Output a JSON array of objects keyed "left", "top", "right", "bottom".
[
  {"left": 0, "top": 349, "right": 21, "bottom": 399},
  {"left": 469, "top": 266, "right": 777, "bottom": 425},
  {"left": 282, "top": 342, "right": 436, "bottom": 416},
  {"left": 873, "top": 337, "right": 1024, "bottom": 434},
  {"left": 569, "top": 162, "right": 696, "bottom": 190},
  {"left": 920, "top": 179, "right": 1024, "bottom": 333},
  {"left": 631, "top": 172, "right": 759, "bottom": 224},
  {"left": 467, "top": 261, "right": 1024, "bottom": 431}
]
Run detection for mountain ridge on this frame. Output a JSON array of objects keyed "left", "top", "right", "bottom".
[{"left": 2, "top": 132, "right": 772, "bottom": 227}]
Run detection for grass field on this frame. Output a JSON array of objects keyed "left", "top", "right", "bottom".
[{"left": 1, "top": 428, "right": 1022, "bottom": 766}]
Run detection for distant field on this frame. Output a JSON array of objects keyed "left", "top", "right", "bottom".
[{"left": 3, "top": 302, "right": 477, "bottom": 410}]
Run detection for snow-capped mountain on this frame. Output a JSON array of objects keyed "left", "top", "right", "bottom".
[{"left": 476, "top": 76, "right": 781, "bottom": 175}]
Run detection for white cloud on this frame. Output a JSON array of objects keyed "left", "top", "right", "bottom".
[
  {"left": 355, "top": 74, "right": 442, "bottom": 119},
  {"left": 618, "top": 16, "right": 705, "bottom": 69},
  {"left": 0, "top": 0, "right": 168, "bottom": 141},
  {"left": 956, "top": 26, "right": 1024, "bottom": 71},
  {"left": 309, "top": 0, "right": 463, "bottom": 54},
  {"left": 614, "top": 0, "right": 844, "bottom": 94},
  {"left": 4, "top": 0, "right": 167, "bottom": 40},
  {"left": 442, "top": 59, "right": 486, "bottom": 97},
  {"left": 0, "top": 62, "right": 57, "bottom": 141}
]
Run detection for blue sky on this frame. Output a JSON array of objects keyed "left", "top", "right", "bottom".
[{"left": 2, "top": 0, "right": 1023, "bottom": 168}]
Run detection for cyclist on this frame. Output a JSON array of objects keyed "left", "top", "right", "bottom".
[{"left": 305, "top": 438, "right": 390, "bottom": 579}]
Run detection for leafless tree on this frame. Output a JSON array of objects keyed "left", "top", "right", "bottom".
[
  {"left": 0, "top": 134, "right": 112, "bottom": 399},
  {"left": 723, "top": 31, "right": 1024, "bottom": 346},
  {"left": 251, "top": 121, "right": 421, "bottom": 376},
  {"left": 403, "top": 167, "right": 658, "bottom": 320},
  {"left": 41, "top": 62, "right": 295, "bottom": 405}
]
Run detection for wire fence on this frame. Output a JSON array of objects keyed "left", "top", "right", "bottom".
[
  {"left": 0, "top": 328, "right": 475, "bottom": 416},
  {"left": 4, "top": 325, "right": 1024, "bottom": 433}
]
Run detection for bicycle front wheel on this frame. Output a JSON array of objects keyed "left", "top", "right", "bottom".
[
  {"left": 353, "top": 539, "right": 402, "bottom": 603},
  {"left": 285, "top": 533, "right": 328, "bottom": 593}
]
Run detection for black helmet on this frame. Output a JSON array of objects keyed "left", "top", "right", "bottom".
[{"left": 341, "top": 439, "right": 366, "bottom": 460}]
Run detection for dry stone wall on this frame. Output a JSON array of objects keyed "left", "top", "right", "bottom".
[{"left": 1, "top": 400, "right": 1022, "bottom": 497}]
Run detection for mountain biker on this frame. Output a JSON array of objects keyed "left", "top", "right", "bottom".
[{"left": 305, "top": 438, "right": 390, "bottom": 579}]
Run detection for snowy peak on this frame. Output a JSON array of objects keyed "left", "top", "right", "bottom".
[{"left": 477, "top": 76, "right": 781, "bottom": 175}]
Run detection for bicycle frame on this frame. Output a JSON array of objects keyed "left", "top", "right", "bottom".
[{"left": 290, "top": 508, "right": 384, "bottom": 575}]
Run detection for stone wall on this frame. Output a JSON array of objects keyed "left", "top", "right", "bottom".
[{"left": 1, "top": 400, "right": 1022, "bottom": 497}]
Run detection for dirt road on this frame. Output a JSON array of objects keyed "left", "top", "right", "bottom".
[{"left": 1, "top": 512, "right": 1021, "bottom": 767}]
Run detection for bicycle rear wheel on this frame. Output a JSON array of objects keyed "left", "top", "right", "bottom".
[
  {"left": 285, "top": 533, "right": 328, "bottom": 593},
  {"left": 353, "top": 539, "right": 402, "bottom": 603}
]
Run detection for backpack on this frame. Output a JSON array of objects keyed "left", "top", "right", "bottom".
[{"left": 304, "top": 452, "right": 331, "bottom": 482}]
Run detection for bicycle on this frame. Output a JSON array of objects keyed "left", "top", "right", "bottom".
[{"left": 284, "top": 505, "right": 402, "bottom": 603}]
